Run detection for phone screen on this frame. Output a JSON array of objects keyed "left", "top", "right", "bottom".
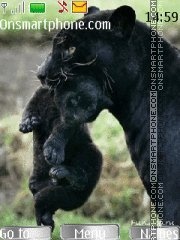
[{"left": 0, "top": 1, "right": 180, "bottom": 239}]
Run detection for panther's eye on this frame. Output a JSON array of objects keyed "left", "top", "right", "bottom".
[
  {"left": 69, "top": 47, "right": 76, "bottom": 55},
  {"left": 62, "top": 47, "right": 76, "bottom": 61}
]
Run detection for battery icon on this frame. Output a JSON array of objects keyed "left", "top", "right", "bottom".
[{"left": 30, "top": 3, "right": 46, "bottom": 13}]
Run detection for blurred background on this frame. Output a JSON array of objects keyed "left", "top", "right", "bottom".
[{"left": 0, "top": 0, "right": 180, "bottom": 239}]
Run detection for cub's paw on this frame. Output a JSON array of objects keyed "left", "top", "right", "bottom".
[
  {"left": 29, "top": 177, "right": 49, "bottom": 195},
  {"left": 19, "top": 115, "right": 41, "bottom": 133},
  {"left": 43, "top": 139, "right": 65, "bottom": 166},
  {"left": 35, "top": 197, "right": 55, "bottom": 231},
  {"left": 36, "top": 211, "right": 54, "bottom": 231},
  {"left": 49, "top": 166, "right": 69, "bottom": 180},
  {"left": 50, "top": 166, "right": 87, "bottom": 191}
]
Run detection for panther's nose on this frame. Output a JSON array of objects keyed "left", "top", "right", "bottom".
[
  {"left": 36, "top": 53, "right": 52, "bottom": 84},
  {"left": 37, "top": 72, "right": 46, "bottom": 82},
  {"left": 37, "top": 65, "right": 47, "bottom": 84}
]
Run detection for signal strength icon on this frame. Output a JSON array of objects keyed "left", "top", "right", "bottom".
[
  {"left": 1, "top": 2, "right": 8, "bottom": 14},
  {"left": 11, "top": 0, "right": 25, "bottom": 14}
]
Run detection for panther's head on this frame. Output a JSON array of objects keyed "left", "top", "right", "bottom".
[
  {"left": 37, "top": 5, "right": 136, "bottom": 92},
  {"left": 54, "top": 74, "right": 113, "bottom": 124}
]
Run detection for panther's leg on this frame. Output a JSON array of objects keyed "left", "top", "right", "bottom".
[
  {"left": 174, "top": 205, "right": 180, "bottom": 225},
  {"left": 161, "top": 191, "right": 180, "bottom": 226},
  {"left": 29, "top": 130, "right": 52, "bottom": 195},
  {"left": 35, "top": 140, "right": 102, "bottom": 231},
  {"left": 19, "top": 87, "right": 49, "bottom": 133},
  {"left": 43, "top": 123, "right": 77, "bottom": 166},
  {"left": 49, "top": 165, "right": 88, "bottom": 191},
  {"left": 34, "top": 185, "right": 86, "bottom": 231},
  {"left": 159, "top": 201, "right": 180, "bottom": 226},
  {"left": 19, "top": 86, "right": 57, "bottom": 194}
]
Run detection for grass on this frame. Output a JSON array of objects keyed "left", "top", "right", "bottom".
[
  {"left": 90, "top": 110, "right": 129, "bottom": 161},
  {"left": 0, "top": 207, "right": 130, "bottom": 240}
]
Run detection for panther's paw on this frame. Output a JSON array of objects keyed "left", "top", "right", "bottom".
[
  {"left": 41, "top": 212, "right": 55, "bottom": 231},
  {"left": 29, "top": 178, "right": 40, "bottom": 195},
  {"left": 19, "top": 115, "right": 41, "bottom": 133},
  {"left": 43, "top": 139, "right": 65, "bottom": 166},
  {"left": 36, "top": 209, "right": 54, "bottom": 231},
  {"left": 50, "top": 166, "right": 86, "bottom": 191},
  {"left": 49, "top": 166, "right": 69, "bottom": 180},
  {"left": 29, "top": 177, "right": 50, "bottom": 195}
]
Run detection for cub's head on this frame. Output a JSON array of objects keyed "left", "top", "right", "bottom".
[
  {"left": 54, "top": 74, "right": 113, "bottom": 124},
  {"left": 37, "top": 5, "right": 136, "bottom": 88}
]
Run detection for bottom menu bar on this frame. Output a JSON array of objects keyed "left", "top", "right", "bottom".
[{"left": 0, "top": 225, "right": 180, "bottom": 240}]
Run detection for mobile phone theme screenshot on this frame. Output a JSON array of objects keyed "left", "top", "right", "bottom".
[{"left": 0, "top": 0, "right": 180, "bottom": 239}]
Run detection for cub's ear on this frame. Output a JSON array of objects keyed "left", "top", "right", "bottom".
[
  {"left": 109, "top": 5, "right": 136, "bottom": 39},
  {"left": 84, "top": 6, "right": 100, "bottom": 16}
]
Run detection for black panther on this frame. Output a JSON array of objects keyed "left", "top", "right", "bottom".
[
  {"left": 19, "top": 75, "right": 112, "bottom": 229},
  {"left": 36, "top": 6, "right": 180, "bottom": 224}
]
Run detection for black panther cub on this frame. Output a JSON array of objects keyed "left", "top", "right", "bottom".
[
  {"left": 37, "top": 6, "right": 180, "bottom": 224},
  {"left": 43, "top": 74, "right": 112, "bottom": 165},
  {"left": 19, "top": 75, "right": 112, "bottom": 229}
]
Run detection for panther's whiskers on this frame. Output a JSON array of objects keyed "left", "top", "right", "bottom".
[
  {"left": 46, "top": 77, "right": 60, "bottom": 82},
  {"left": 103, "top": 68, "right": 114, "bottom": 94},
  {"left": 30, "top": 70, "right": 38, "bottom": 74},
  {"left": 54, "top": 79, "right": 61, "bottom": 88},
  {"left": 64, "top": 71, "right": 76, "bottom": 77},
  {"left": 32, "top": 79, "right": 39, "bottom": 82},
  {"left": 72, "top": 55, "right": 97, "bottom": 67},
  {"left": 104, "top": 68, "right": 115, "bottom": 83},
  {"left": 60, "top": 68, "right": 68, "bottom": 81},
  {"left": 63, "top": 56, "right": 73, "bottom": 63}
]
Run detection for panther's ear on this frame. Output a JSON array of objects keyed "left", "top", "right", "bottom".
[
  {"left": 109, "top": 5, "right": 136, "bottom": 39},
  {"left": 84, "top": 6, "right": 100, "bottom": 16}
]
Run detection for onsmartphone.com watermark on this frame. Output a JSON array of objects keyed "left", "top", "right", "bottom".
[
  {"left": 150, "top": 0, "right": 165, "bottom": 238},
  {"left": 0, "top": 18, "right": 111, "bottom": 32}
]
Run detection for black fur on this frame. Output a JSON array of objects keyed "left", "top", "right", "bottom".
[
  {"left": 37, "top": 6, "right": 180, "bottom": 224},
  {"left": 19, "top": 84, "right": 103, "bottom": 230}
]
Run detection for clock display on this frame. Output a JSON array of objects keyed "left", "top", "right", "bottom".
[{"left": 146, "top": 12, "right": 178, "bottom": 23}]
